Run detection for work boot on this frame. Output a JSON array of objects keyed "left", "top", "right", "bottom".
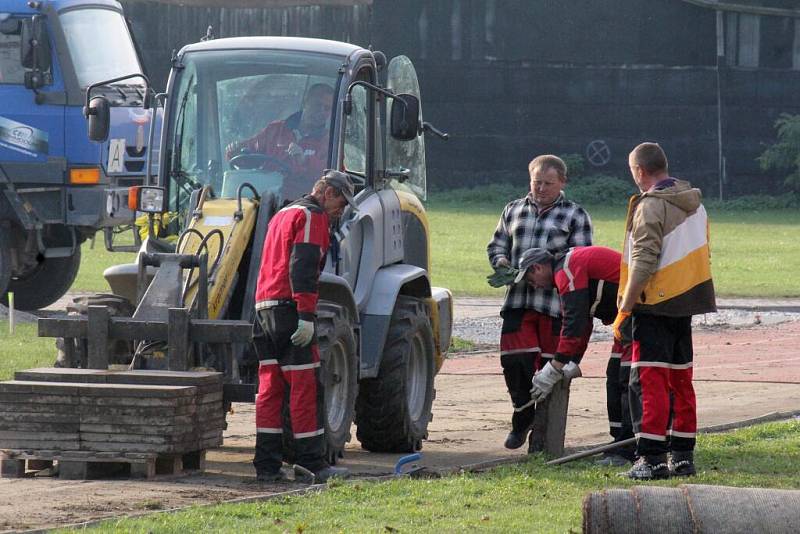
[
  {"left": 504, "top": 430, "right": 528, "bottom": 450},
  {"left": 625, "top": 455, "right": 670, "bottom": 480},
  {"left": 313, "top": 465, "right": 350, "bottom": 483},
  {"left": 256, "top": 470, "right": 283, "bottom": 483},
  {"left": 669, "top": 451, "right": 696, "bottom": 477}
]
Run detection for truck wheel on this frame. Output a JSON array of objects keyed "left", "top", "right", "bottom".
[
  {"left": 282, "top": 302, "right": 358, "bottom": 466},
  {"left": 4, "top": 248, "right": 82, "bottom": 311},
  {"left": 356, "top": 296, "right": 435, "bottom": 453},
  {"left": 0, "top": 228, "right": 10, "bottom": 304}
]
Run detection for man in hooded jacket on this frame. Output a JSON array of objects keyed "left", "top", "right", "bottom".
[{"left": 614, "top": 142, "right": 716, "bottom": 480}]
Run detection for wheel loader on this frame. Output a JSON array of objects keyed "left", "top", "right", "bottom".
[{"left": 41, "top": 36, "right": 452, "bottom": 461}]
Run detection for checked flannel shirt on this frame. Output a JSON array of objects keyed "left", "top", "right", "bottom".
[{"left": 487, "top": 192, "right": 593, "bottom": 317}]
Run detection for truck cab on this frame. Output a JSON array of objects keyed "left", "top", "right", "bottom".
[{"left": 0, "top": 0, "right": 155, "bottom": 310}]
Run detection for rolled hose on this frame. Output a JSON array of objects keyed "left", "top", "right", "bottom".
[{"left": 583, "top": 484, "right": 800, "bottom": 533}]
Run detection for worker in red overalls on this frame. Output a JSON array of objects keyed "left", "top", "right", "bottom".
[
  {"left": 252, "top": 169, "right": 356, "bottom": 483},
  {"left": 513, "top": 245, "right": 636, "bottom": 465},
  {"left": 226, "top": 83, "right": 333, "bottom": 184}
]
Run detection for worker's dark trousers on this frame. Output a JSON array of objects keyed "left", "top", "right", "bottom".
[
  {"left": 499, "top": 309, "right": 559, "bottom": 434},
  {"left": 606, "top": 341, "right": 635, "bottom": 460},
  {"left": 253, "top": 305, "right": 326, "bottom": 474},
  {"left": 629, "top": 313, "right": 696, "bottom": 457}
]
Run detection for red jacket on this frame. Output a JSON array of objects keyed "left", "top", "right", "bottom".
[
  {"left": 553, "top": 246, "right": 621, "bottom": 362},
  {"left": 227, "top": 115, "right": 329, "bottom": 182},
  {"left": 255, "top": 195, "right": 330, "bottom": 320}
]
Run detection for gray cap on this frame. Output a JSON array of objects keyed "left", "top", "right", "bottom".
[
  {"left": 322, "top": 169, "right": 358, "bottom": 210},
  {"left": 514, "top": 248, "right": 554, "bottom": 283}
]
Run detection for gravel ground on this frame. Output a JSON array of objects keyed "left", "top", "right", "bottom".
[{"left": 453, "top": 308, "right": 800, "bottom": 348}]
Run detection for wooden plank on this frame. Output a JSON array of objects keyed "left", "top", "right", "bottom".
[
  {"left": 0, "top": 440, "right": 81, "bottom": 450},
  {"left": 0, "top": 459, "right": 25, "bottom": 478},
  {"left": 79, "top": 396, "right": 195, "bottom": 408},
  {"left": 529, "top": 378, "right": 572, "bottom": 457},
  {"left": 87, "top": 306, "right": 110, "bottom": 369},
  {"left": 0, "top": 431, "right": 80, "bottom": 441},
  {"left": 168, "top": 307, "right": 190, "bottom": 372}
]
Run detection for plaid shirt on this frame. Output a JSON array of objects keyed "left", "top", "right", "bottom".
[{"left": 487, "top": 192, "right": 593, "bottom": 317}]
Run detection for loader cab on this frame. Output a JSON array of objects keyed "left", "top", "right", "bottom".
[
  {"left": 162, "top": 39, "right": 353, "bottom": 219},
  {"left": 161, "top": 37, "right": 429, "bottom": 224}
]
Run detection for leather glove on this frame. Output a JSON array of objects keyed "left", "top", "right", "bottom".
[
  {"left": 612, "top": 311, "right": 632, "bottom": 345},
  {"left": 487, "top": 265, "right": 520, "bottom": 288},
  {"left": 530, "top": 361, "right": 564, "bottom": 403},
  {"left": 291, "top": 319, "right": 315, "bottom": 347}
]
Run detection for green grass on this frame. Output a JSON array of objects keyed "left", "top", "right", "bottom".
[
  {"left": 68, "top": 420, "right": 800, "bottom": 533},
  {"left": 71, "top": 233, "right": 136, "bottom": 293},
  {"left": 0, "top": 323, "right": 56, "bottom": 380},
  {"left": 428, "top": 197, "right": 800, "bottom": 297},
  {"left": 62, "top": 196, "right": 800, "bottom": 298}
]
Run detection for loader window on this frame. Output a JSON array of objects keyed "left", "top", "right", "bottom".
[
  {"left": 343, "top": 83, "right": 368, "bottom": 176},
  {"left": 0, "top": 17, "right": 25, "bottom": 84},
  {"left": 165, "top": 49, "right": 341, "bottom": 219}
]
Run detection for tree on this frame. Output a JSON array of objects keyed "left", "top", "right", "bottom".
[{"left": 758, "top": 113, "right": 800, "bottom": 193}]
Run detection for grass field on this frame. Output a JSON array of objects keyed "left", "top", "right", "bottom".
[
  {"left": 65, "top": 200, "right": 800, "bottom": 299},
  {"left": 70, "top": 420, "right": 800, "bottom": 533},
  {"left": 428, "top": 199, "right": 800, "bottom": 298}
]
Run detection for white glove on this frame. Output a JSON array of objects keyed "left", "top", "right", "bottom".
[
  {"left": 561, "top": 361, "right": 582, "bottom": 380},
  {"left": 530, "top": 361, "right": 563, "bottom": 402},
  {"left": 531, "top": 361, "right": 583, "bottom": 403},
  {"left": 291, "top": 319, "right": 315, "bottom": 347}
]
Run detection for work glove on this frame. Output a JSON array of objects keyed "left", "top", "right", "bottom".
[
  {"left": 531, "top": 362, "right": 560, "bottom": 402},
  {"left": 487, "top": 265, "right": 520, "bottom": 288},
  {"left": 291, "top": 319, "right": 315, "bottom": 347},
  {"left": 530, "top": 361, "right": 583, "bottom": 403},
  {"left": 612, "top": 311, "right": 633, "bottom": 345}
]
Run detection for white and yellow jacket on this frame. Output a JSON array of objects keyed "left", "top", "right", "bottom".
[{"left": 619, "top": 178, "right": 716, "bottom": 317}]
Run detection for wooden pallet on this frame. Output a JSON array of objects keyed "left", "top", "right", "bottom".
[{"left": 0, "top": 448, "right": 207, "bottom": 480}]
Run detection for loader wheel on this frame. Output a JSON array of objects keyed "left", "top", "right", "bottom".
[
  {"left": 282, "top": 302, "right": 358, "bottom": 465},
  {"left": 3, "top": 247, "right": 81, "bottom": 311},
  {"left": 356, "top": 296, "right": 435, "bottom": 453}
]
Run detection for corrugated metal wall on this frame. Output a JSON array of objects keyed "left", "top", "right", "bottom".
[{"left": 121, "top": 0, "right": 800, "bottom": 196}]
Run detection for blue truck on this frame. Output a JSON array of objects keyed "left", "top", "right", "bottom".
[{"left": 0, "top": 0, "right": 156, "bottom": 310}]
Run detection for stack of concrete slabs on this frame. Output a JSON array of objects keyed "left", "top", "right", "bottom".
[{"left": 0, "top": 369, "right": 225, "bottom": 455}]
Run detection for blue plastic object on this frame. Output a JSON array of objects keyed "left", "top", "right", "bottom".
[{"left": 394, "top": 453, "right": 422, "bottom": 476}]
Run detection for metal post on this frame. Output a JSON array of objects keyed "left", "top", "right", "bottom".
[{"left": 716, "top": 10, "right": 725, "bottom": 201}]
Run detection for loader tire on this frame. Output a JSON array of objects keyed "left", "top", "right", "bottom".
[
  {"left": 4, "top": 247, "right": 81, "bottom": 311},
  {"left": 283, "top": 302, "right": 358, "bottom": 465},
  {"left": 356, "top": 296, "right": 435, "bottom": 453}
]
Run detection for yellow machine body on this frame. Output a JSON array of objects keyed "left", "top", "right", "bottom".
[{"left": 179, "top": 195, "right": 259, "bottom": 319}]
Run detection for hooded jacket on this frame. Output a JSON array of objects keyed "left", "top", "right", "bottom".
[{"left": 619, "top": 178, "right": 716, "bottom": 317}]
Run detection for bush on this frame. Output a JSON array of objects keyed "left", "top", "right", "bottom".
[
  {"left": 566, "top": 174, "right": 637, "bottom": 206},
  {"left": 758, "top": 113, "right": 800, "bottom": 193},
  {"left": 705, "top": 193, "right": 800, "bottom": 211},
  {"left": 559, "top": 153, "right": 585, "bottom": 178}
]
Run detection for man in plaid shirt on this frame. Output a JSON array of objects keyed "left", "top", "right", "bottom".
[{"left": 487, "top": 154, "right": 593, "bottom": 450}]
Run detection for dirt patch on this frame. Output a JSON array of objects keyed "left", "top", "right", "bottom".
[{"left": 2, "top": 301, "right": 800, "bottom": 531}]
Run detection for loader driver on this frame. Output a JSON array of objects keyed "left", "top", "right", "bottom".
[
  {"left": 504, "top": 246, "right": 636, "bottom": 466},
  {"left": 251, "top": 169, "right": 357, "bottom": 483},
  {"left": 225, "top": 83, "right": 334, "bottom": 184}
]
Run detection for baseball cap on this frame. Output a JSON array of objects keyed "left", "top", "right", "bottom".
[
  {"left": 514, "top": 248, "right": 554, "bottom": 283},
  {"left": 322, "top": 169, "right": 358, "bottom": 210}
]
